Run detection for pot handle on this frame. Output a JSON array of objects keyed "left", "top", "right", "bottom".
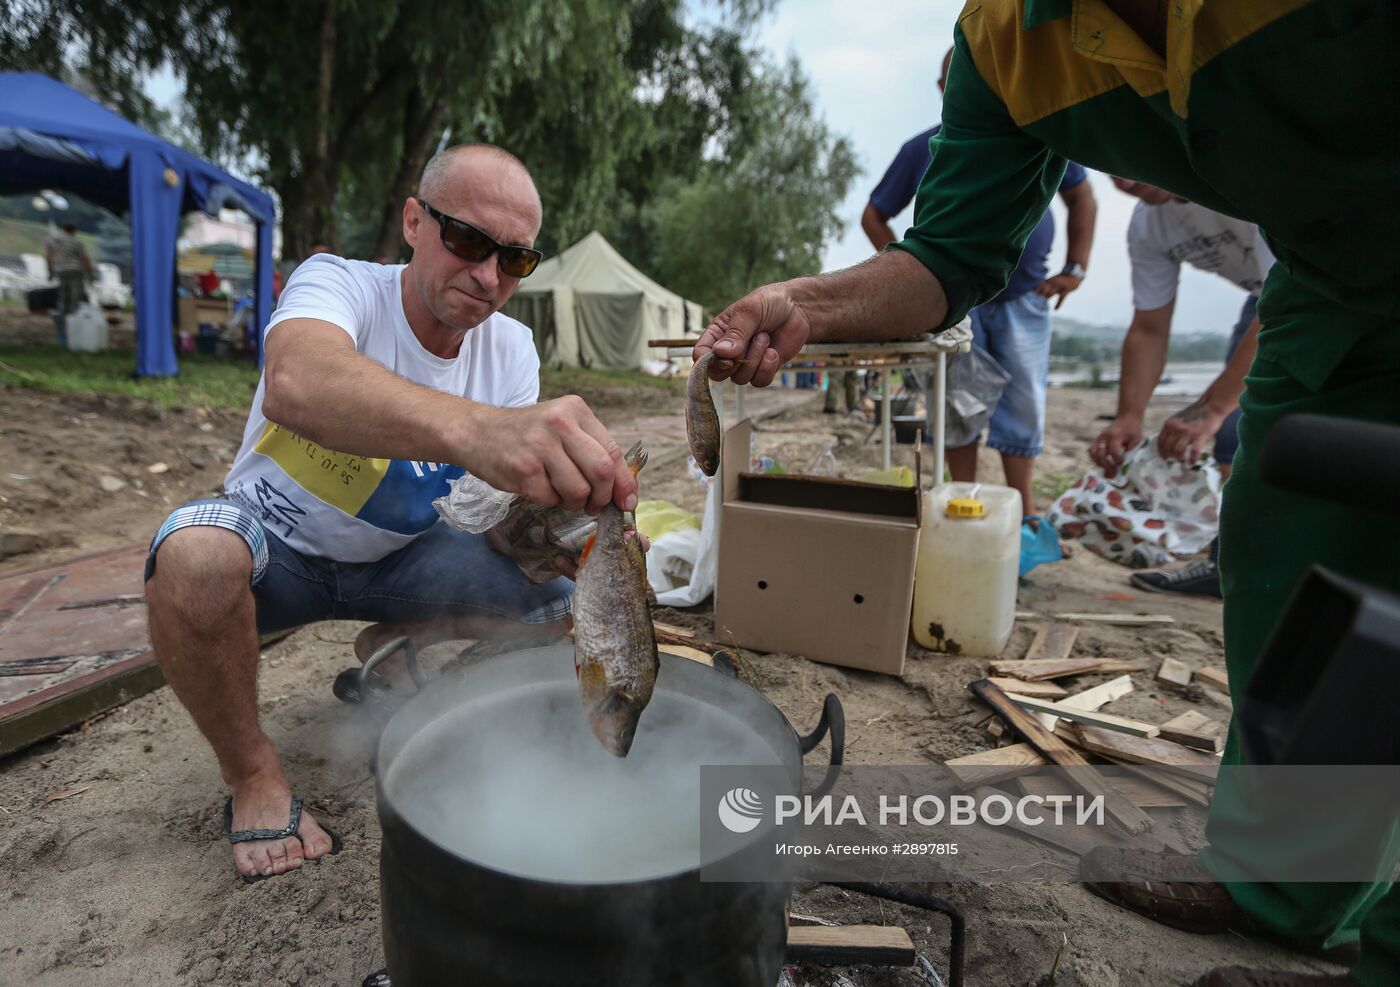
[
  {"left": 333, "top": 635, "right": 428, "bottom": 706},
  {"left": 798, "top": 693, "right": 845, "bottom": 764},
  {"left": 798, "top": 694, "right": 845, "bottom": 799}
]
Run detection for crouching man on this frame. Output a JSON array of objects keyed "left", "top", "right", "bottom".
[{"left": 144, "top": 144, "right": 637, "bottom": 881}]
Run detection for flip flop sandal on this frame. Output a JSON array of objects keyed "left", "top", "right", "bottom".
[{"left": 224, "top": 794, "right": 344, "bottom": 884}]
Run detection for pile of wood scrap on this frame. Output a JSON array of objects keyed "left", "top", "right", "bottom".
[{"left": 942, "top": 622, "right": 1226, "bottom": 850}]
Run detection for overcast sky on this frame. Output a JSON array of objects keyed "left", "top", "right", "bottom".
[{"left": 749, "top": 0, "right": 1248, "bottom": 334}]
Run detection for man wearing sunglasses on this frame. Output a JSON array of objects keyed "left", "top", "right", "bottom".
[{"left": 143, "top": 143, "right": 638, "bottom": 882}]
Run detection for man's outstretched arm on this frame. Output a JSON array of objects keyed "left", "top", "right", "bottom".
[
  {"left": 1157, "top": 316, "right": 1260, "bottom": 463},
  {"left": 1090, "top": 302, "right": 1173, "bottom": 476},
  {"left": 263, "top": 320, "right": 636, "bottom": 513},
  {"left": 694, "top": 250, "right": 947, "bottom": 387}
]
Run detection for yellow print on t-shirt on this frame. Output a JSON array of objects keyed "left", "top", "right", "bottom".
[{"left": 253, "top": 423, "right": 389, "bottom": 514}]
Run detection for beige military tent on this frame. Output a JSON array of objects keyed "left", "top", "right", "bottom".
[{"left": 503, "top": 231, "right": 703, "bottom": 369}]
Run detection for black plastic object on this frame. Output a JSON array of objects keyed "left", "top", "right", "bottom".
[
  {"left": 1238, "top": 567, "right": 1400, "bottom": 766},
  {"left": 1258, "top": 413, "right": 1400, "bottom": 517}
]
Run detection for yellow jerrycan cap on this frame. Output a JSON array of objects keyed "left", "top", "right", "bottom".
[{"left": 946, "top": 497, "right": 986, "bottom": 519}]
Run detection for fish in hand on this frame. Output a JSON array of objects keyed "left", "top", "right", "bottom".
[
  {"left": 572, "top": 442, "right": 659, "bottom": 757},
  {"left": 686, "top": 352, "right": 721, "bottom": 476}
]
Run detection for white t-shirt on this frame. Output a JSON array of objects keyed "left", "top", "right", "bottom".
[
  {"left": 1127, "top": 199, "right": 1277, "bottom": 311},
  {"left": 223, "top": 254, "right": 540, "bottom": 563}
]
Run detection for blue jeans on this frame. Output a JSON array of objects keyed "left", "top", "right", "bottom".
[
  {"left": 968, "top": 290, "right": 1052, "bottom": 457},
  {"left": 1212, "top": 293, "right": 1258, "bottom": 466},
  {"left": 146, "top": 498, "right": 573, "bottom": 635}
]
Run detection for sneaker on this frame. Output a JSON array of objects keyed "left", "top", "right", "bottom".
[{"left": 1130, "top": 558, "right": 1222, "bottom": 598}]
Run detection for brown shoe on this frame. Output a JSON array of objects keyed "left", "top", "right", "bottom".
[
  {"left": 1080, "top": 846, "right": 1256, "bottom": 934},
  {"left": 1192, "top": 967, "right": 1356, "bottom": 986}
]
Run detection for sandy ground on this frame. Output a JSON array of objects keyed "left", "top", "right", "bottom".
[{"left": 0, "top": 317, "right": 1347, "bottom": 987}]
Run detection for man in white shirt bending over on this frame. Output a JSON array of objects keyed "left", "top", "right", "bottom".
[
  {"left": 143, "top": 144, "right": 639, "bottom": 882},
  {"left": 1090, "top": 179, "right": 1275, "bottom": 598}
]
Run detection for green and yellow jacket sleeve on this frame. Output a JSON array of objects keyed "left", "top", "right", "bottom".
[{"left": 887, "top": 24, "right": 1066, "bottom": 330}]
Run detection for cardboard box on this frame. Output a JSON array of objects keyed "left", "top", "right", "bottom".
[{"left": 714, "top": 419, "right": 921, "bottom": 676}]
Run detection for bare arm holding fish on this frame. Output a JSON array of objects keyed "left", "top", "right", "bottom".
[
  {"left": 265, "top": 319, "right": 637, "bottom": 513},
  {"left": 693, "top": 250, "right": 947, "bottom": 388}
]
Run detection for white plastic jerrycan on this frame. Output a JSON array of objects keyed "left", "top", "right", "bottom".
[{"left": 911, "top": 481, "right": 1022, "bottom": 657}]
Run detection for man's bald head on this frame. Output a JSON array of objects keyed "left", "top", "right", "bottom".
[
  {"left": 419, "top": 143, "right": 537, "bottom": 212},
  {"left": 403, "top": 142, "right": 544, "bottom": 333}
]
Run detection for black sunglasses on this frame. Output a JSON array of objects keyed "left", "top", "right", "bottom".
[{"left": 418, "top": 199, "right": 543, "bottom": 278}]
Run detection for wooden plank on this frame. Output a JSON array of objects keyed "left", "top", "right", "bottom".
[
  {"left": 1004, "top": 692, "right": 1159, "bottom": 738},
  {"left": 653, "top": 621, "right": 695, "bottom": 639},
  {"left": 1196, "top": 665, "right": 1230, "bottom": 693},
  {"left": 986, "top": 676, "right": 1067, "bottom": 699},
  {"left": 1052, "top": 613, "right": 1175, "bottom": 626},
  {"left": 967, "top": 679, "right": 1152, "bottom": 835},
  {"left": 1158, "top": 710, "right": 1224, "bottom": 753},
  {"left": 1052, "top": 723, "right": 1213, "bottom": 806},
  {"left": 785, "top": 925, "right": 916, "bottom": 967},
  {"left": 1058, "top": 675, "right": 1134, "bottom": 710},
  {"left": 1025, "top": 623, "right": 1079, "bottom": 662},
  {"left": 1156, "top": 657, "right": 1194, "bottom": 688},
  {"left": 1115, "top": 762, "right": 1212, "bottom": 807},
  {"left": 0, "top": 654, "right": 163, "bottom": 759},
  {"left": 989, "top": 658, "right": 1104, "bottom": 681},
  {"left": 660, "top": 645, "right": 715, "bottom": 667},
  {"left": 971, "top": 785, "right": 1101, "bottom": 856},
  {"left": 943, "top": 743, "right": 1047, "bottom": 787},
  {"left": 1017, "top": 772, "right": 1185, "bottom": 809},
  {"left": 1033, "top": 674, "right": 1134, "bottom": 732},
  {"left": 1159, "top": 709, "right": 1216, "bottom": 733},
  {"left": 1070, "top": 724, "right": 1219, "bottom": 782}
]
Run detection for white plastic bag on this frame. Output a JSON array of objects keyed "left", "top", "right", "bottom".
[
  {"left": 650, "top": 477, "right": 720, "bottom": 606},
  {"left": 433, "top": 472, "right": 517, "bottom": 533},
  {"left": 434, "top": 473, "right": 596, "bottom": 584},
  {"left": 1046, "top": 437, "right": 1222, "bottom": 569}
]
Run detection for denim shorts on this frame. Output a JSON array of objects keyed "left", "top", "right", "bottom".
[
  {"left": 146, "top": 498, "right": 574, "bottom": 636},
  {"left": 1212, "top": 294, "right": 1257, "bottom": 466},
  {"left": 969, "top": 290, "right": 1052, "bottom": 457}
]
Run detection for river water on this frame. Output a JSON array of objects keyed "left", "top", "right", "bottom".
[{"left": 1048, "top": 361, "right": 1226, "bottom": 398}]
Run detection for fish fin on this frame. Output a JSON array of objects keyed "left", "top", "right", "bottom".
[
  {"left": 578, "top": 532, "right": 597, "bottom": 568},
  {"left": 624, "top": 442, "right": 648, "bottom": 478}
]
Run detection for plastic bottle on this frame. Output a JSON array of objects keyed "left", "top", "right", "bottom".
[
  {"left": 911, "top": 481, "right": 1022, "bottom": 657},
  {"left": 806, "top": 440, "right": 839, "bottom": 477}
]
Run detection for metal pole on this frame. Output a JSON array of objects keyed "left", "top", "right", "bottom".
[
  {"left": 881, "top": 366, "right": 892, "bottom": 470},
  {"left": 933, "top": 351, "right": 947, "bottom": 485}
]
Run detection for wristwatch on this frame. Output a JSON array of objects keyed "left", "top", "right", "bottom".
[{"left": 1061, "top": 261, "right": 1087, "bottom": 280}]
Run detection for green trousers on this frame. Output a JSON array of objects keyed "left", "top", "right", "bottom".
[{"left": 1200, "top": 322, "right": 1400, "bottom": 986}]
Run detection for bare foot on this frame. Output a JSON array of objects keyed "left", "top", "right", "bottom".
[{"left": 227, "top": 776, "right": 336, "bottom": 880}]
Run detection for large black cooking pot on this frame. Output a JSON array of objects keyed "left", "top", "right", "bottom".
[{"left": 373, "top": 643, "right": 843, "bottom": 987}]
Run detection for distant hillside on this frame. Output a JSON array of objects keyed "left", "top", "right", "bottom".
[
  {"left": 1052, "top": 315, "right": 1125, "bottom": 342},
  {"left": 1051, "top": 316, "right": 1227, "bottom": 363}
]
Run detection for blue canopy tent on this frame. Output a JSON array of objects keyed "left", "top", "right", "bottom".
[{"left": 0, "top": 73, "right": 275, "bottom": 377}]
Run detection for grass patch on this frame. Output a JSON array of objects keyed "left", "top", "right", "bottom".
[
  {"left": 0, "top": 347, "right": 683, "bottom": 413},
  {"left": 0, "top": 345, "right": 260, "bottom": 410}
]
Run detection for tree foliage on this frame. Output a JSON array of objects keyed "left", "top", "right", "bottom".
[{"left": 1, "top": 0, "right": 858, "bottom": 303}]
